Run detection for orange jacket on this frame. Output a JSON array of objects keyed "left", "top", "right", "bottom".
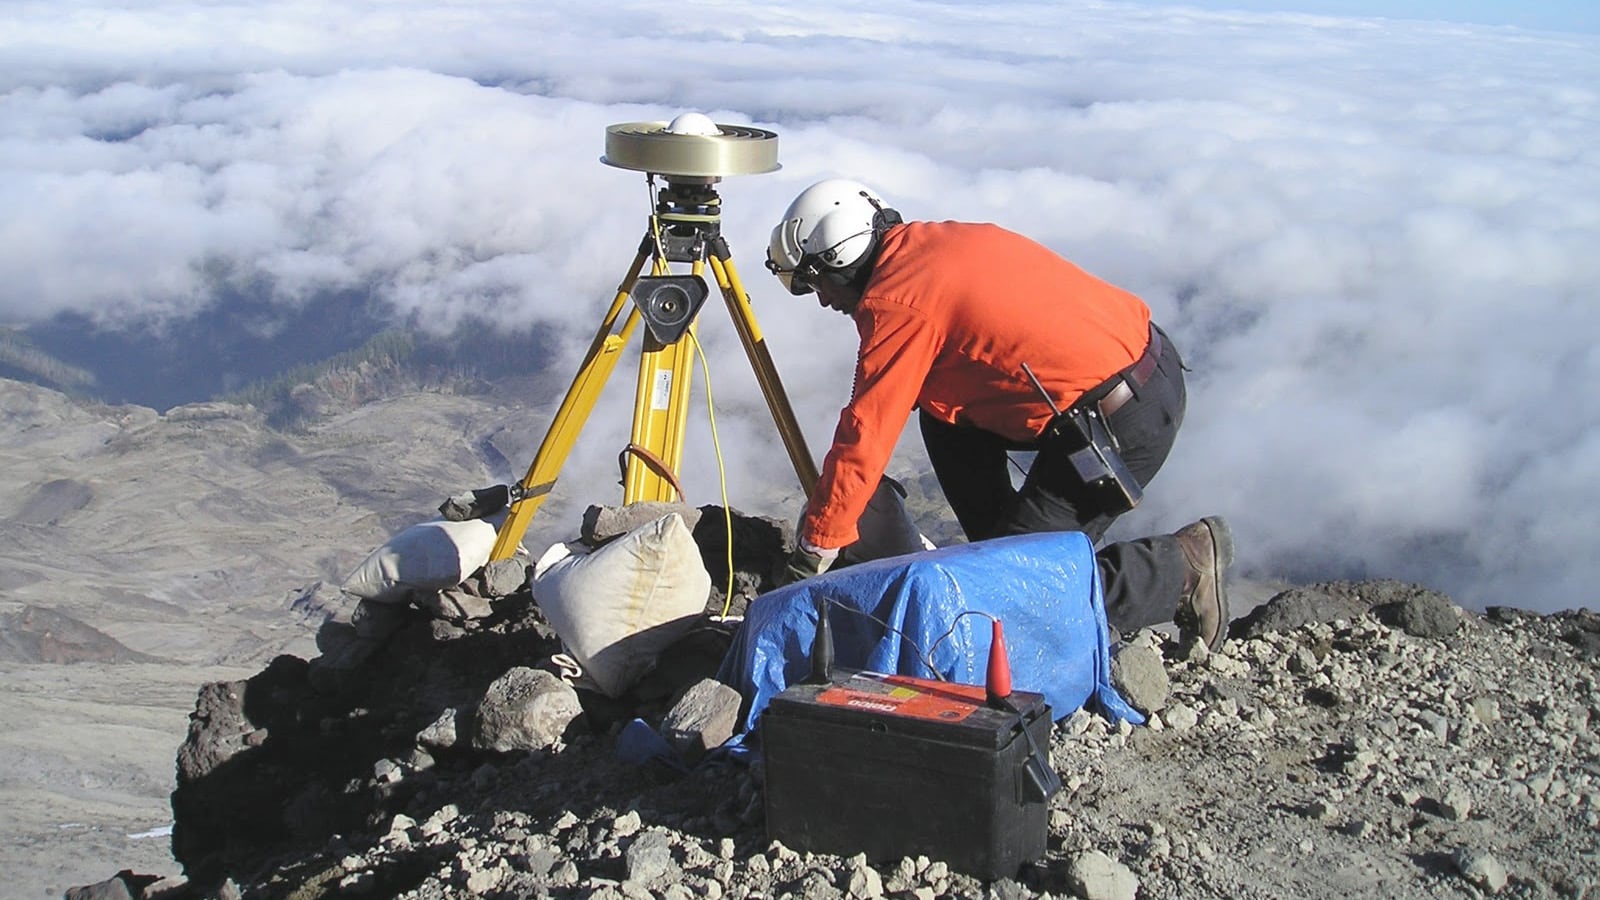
[{"left": 800, "top": 221, "right": 1152, "bottom": 549}]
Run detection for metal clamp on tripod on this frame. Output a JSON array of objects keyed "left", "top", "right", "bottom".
[{"left": 488, "top": 115, "right": 818, "bottom": 561}]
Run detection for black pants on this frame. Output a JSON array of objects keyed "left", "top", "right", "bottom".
[{"left": 920, "top": 325, "right": 1190, "bottom": 633}]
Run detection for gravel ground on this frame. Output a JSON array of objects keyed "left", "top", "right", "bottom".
[
  {"left": 9, "top": 377, "right": 1597, "bottom": 900},
  {"left": 81, "top": 577, "right": 1600, "bottom": 900}
]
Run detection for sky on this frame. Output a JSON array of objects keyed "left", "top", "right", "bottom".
[
  {"left": 1, "top": 0, "right": 1597, "bottom": 614},
  {"left": 1115, "top": 0, "right": 1600, "bottom": 32}
]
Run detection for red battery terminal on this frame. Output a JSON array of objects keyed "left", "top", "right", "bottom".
[{"left": 986, "top": 617, "right": 1013, "bottom": 706}]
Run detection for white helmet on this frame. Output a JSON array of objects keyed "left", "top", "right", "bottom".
[{"left": 766, "top": 179, "right": 899, "bottom": 295}]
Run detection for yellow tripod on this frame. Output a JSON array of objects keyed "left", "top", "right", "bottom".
[{"left": 489, "top": 173, "right": 818, "bottom": 560}]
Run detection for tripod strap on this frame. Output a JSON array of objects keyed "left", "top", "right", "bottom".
[{"left": 618, "top": 443, "right": 687, "bottom": 501}]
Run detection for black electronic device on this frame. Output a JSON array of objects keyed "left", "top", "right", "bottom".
[
  {"left": 1021, "top": 362, "right": 1143, "bottom": 514},
  {"left": 1057, "top": 405, "right": 1143, "bottom": 513}
]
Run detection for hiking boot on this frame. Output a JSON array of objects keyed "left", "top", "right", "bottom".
[{"left": 1173, "top": 516, "right": 1233, "bottom": 650}]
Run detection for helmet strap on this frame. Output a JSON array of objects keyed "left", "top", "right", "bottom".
[{"left": 847, "top": 201, "right": 901, "bottom": 290}]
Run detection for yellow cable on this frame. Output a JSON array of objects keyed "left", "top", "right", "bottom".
[
  {"left": 649, "top": 175, "right": 733, "bottom": 613},
  {"left": 689, "top": 330, "right": 737, "bottom": 617}
]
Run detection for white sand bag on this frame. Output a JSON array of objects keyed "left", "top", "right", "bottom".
[
  {"left": 341, "top": 517, "right": 501, "bottom": 604},
  {"left": 531, "top": 512, "right": 711, "bottom": 698}
]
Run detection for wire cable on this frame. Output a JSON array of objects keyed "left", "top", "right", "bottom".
[
  {"left": 645, "top": 175, "right": 669, "bottom": 266},
  {"left": 928, "top": 609, "right": 998, "bottom": 662},
  {"left": 688, "top": 329, "right": 737, "bottom": 617},
  {"left": 816, "top": 595, "right": 947, "bottom": 681}
]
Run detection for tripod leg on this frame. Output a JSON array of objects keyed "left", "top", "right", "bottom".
[
  {"left": 709, "top": 251, "right": 820, "bottom": 494},
  {"left": 489, "top": 247, "right": 652, "bottom": 561},
  {"left": 625, "top": 318, "right": 697, "bottom": 502},
  {"left": 625, "top": 254, "right": 715, "bottom": 502}
]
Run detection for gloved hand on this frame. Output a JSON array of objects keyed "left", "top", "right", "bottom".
[{"left": 777, "top": 544, "right": 836, "bottom": 587}]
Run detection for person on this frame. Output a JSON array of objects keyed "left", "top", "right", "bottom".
[{"left": 764, "top": 178, "right": 1232, "bottom": 648}]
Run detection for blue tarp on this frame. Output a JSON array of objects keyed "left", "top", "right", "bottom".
[{"left": 717, "top": 531, "right": 1141, "bottom": 735}]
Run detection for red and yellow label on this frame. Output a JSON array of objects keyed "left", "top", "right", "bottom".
[{"left": 815, "top": 673, "right": 986, "bottom": 723}]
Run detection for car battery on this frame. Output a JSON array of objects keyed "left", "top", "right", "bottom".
[{"left": 762, "top": 670, "right": 1057, "bottom": 880}]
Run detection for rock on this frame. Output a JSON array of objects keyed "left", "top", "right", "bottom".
[
  {"left": 174, "top": 681, "right": 251, "bottom": 784},
  {"left": 550, "top": 860, "right": 580, "bottom": 885},
  {"left": 419, "top": 587, "right": 496, "bottom": 622},
  {"left": 481, "top": 558, "right": 530, "bottom": 597},
  {"left": 421, "top": 803, "right": 459, "bottom": 837},
  {"left": 373, "top": 757, "right": 403, "bottom": 783},
  {"left": 847, "top": 860, "right": 883, "bottom": 899},
  {"left": 352, "top": 596, "right": 413, "bottom": 640},
  {"left": 1065, "top": 849, "right": 1139, "bottom": 900},
  {"left": 1438, "top": 786, "right": 1473, "bottom": 821},
  {"left": 625, "top": 830, "right": 680, "bottom": 887},
  {"left": 1562, "top": 626, "right": 1600, "bottom": 661},
  {"left": 661, "top": 678, "right": 744, "bottom": 764},
  {"left": 885, "top": 856, "right": 918, "bottom": 892},
  {"left": 584, "top": 502, "right": 703, "bottom": 545},
  {"left": 1454, "top": 848, "right": 1509, "bottom": 893},
  {"left": 1236, "top": 586, "right": 1369, "bottom": 638},
  {"left": 309, "top": 598, "right": 412, "bottom": 685},
  {"left": 1164, "top": 704, "right": 1198, "bottom": 731},
  {"left": 986, "top": 879, "right": 1027, "bottom": 900},
  {"left": 62, "top": 870, "right": 160, "bottom": 900},
  {"left": 417, "top": 707, "right": 459, "bottom": 750},
  {"left": 795, "top": 869, "right": 840, "bottom": 899},
  {"left": 517, "top": 844, "right": 562, "bottom": 878},
  {"left": 472, "top": 667, "right": 584, "bottom": 752},
  {"left": 1375, "top": 592, "right": 1461, "bottom": 638},
  {"left": 1110, "top": 642, "right": 1170, "bottom": 714},
  {"left": 437, "top": 484, "right": 511, "bottom": 522},
  {"left": 614, "top": 809, "right": 643, "bottom": 838},
  {"left": 172, "top": 655, "right": 330, "bottom": 882}
]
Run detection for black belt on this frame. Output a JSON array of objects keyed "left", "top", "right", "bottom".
[{"left": 1084, "top": 325, "right": 1162, "bottom": 419}]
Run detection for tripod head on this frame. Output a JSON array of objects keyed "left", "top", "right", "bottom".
[{"left": 603, "top": 115, "right": 779, "bottom": 263}]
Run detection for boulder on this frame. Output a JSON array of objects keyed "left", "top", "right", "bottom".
[{"left": 472, "top": 667, "right": 584, "bottom": 753}]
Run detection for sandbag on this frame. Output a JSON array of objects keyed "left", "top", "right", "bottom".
[
  {"left": 341, "top": 517, "right": 500, "bottom": 604},
  {"left": 718, "top": 531, "right": 1140, "bottom": 734},
  {"left": 532, "top": 512, "right": 711, "bottom": 698}
]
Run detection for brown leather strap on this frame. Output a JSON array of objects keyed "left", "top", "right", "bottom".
[
  {"left": 1126, "top": 326, "right": 1162, "bottom": 387},
  {"left": 1094, "top": 326, "right": 1163, "bottom": 418},
  {"left": 1098, "top": 380, "right": 1136, "bottom": 418},
  {"left": 617, "top": 444, "right": 687, "bottom": 501}
]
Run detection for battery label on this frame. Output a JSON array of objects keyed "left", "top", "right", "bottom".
[{"left": 815, "top": 673, "right": 986, "bottom": 723}]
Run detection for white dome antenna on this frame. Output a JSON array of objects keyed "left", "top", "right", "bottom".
[{"left": 665, "top": 112, "right": 721, "bottom": 136}]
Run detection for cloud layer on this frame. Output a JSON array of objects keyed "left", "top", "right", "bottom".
[{"left": 3, "top": 1, "right": 1597, "bottom": 612}]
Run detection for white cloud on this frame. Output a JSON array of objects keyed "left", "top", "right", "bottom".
[{"left": 2, "top": 0, "right": 1597, "bottom": 612}]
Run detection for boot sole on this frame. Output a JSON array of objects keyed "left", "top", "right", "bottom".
[
  {"left": 1199, "top": 516, "right": 1233, "bottom": 648},
  {"left": 1200, "top": 516, "right": 1235, "bottom": 569}
]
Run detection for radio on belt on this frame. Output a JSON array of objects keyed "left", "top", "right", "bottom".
[{"left": 762, "top": 669, "right": 1058, "bottom": 880}]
